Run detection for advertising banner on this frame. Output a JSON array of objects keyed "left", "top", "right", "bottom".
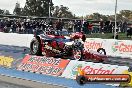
[
  {"left": 61, "top": 60, "right": 129, "bottom": 79},
  {"left": 85, "top": 38, "right": 132, "bottom": 58},
  {"left": 17, "top": 55, "right": 70, "bottom": 76},
  {"left": 111, "top": 40, "right": 132, "bottom": 56}
]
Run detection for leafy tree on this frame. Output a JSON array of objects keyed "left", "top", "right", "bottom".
[
  {"left": 92, "top": 13, "right": 101, "bottom": 20},
  {"left": 0, "top": 9, "right": 4, "bottom": 14},
  {"left": 22, "top": 0, "right": 54, "bottom": 16},
  {"left": 53, "top": 6, "right": 59, "bottom": 17},
  {"left": 79, "top": 10, "right": 132, "bottom": 21},
  {"left": 3, "top": 10, "right": 10, "bottom": 15},
  {"left": 52, "top": 5, "right": 74, "bottom": 18},
  {"left": 128, "top": 14, "right": 132, "bottom": 20},
  {"left": 119, "top": 10, "right": 132, "bottom": 18},
  {"left": 85, "top": 13, "right": 109, "bottom": 21},
  {"left": 13, "top": 2, "right": 21, "bottom": 15}
]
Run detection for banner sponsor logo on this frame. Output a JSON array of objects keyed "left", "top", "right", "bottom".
[
  {"left": 18, "top": 55, "right": 69, "bottom": 76},
  {"left": 45, "top": 45, "right": 61, "bottom": 53},
  {"left": 71, "top": 65, "right": 115, "bottom": 76},
  {"left": 72, "top": 64, "right": 82, "bottom": 75},
  {"left": 84, "top": 41, "right": 103, "bottom": 50},
  {"left": 83, "top": 66, "right": 115, "bottom": 74},
  {"left": 112, "top": 42, "right": 132, "bottom": 53},
  {"left": 0, "top": 56, "right": 14, "bottom": 68}
]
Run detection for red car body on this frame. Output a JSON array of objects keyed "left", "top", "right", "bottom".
[{"left": 30, "top": 31, "right": 107, "bottom": 62}]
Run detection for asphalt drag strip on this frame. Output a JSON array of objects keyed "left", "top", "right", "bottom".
[
  {"left": 0, "top": 74, "right": 65, "bottom": 88},
  {"left": 0, "top": 79, "right": 32, "bottom": 88}
]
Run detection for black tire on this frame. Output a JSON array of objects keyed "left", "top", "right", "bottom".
[
  {"left": 30, "top": 38, "right": 42, "bottom": 56},
  {"left": 97, "top": 48, "right": 106, "bottom": 55},
  {"left": 76, "top": 76, "right": 87, "bottom": 85}
]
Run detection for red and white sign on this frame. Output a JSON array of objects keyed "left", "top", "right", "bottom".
[
  {"left": 61, "top": 60, "right": 129, "bottom": 79},
  {"left": 85, "top": 38, "right": 132, "bottom": 58},
  {"left": 17, "top": 55, "right": 70, "bottom": 76}
]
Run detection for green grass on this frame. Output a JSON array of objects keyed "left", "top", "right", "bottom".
[{"left": 86, "top": 33, "right": 132, "bottom": 40}]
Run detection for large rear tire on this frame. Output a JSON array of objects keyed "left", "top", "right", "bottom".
[{"left": 30, "top": 38, "right": 42, "bottom": 56}]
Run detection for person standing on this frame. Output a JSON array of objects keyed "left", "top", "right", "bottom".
[
  {"left": 88, "top": 22, "right": 93, "bottom": 34},
  {"left": 5, "top": 19, "right": 11, "bottom": 33},
  {"left": 83, "top": 20, "right": 88, "bottom": 34},
  {"left": 76, "top": 20, "right": 82, "bottom": 32},
  {"left": 68, "top": 20, "right": 74, "bottom": 33},
  {"left": 100, "top": 20, "right": 104, "bottom": 34},
  {"left": 0, "top": 20, "right": 4, "bottom": 32},
  {"left": 56, "top": 20, "right": 64, "bottom": 31}
]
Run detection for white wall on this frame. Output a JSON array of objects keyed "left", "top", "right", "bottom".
[{"left": 0, "top": 32, "right": 33, "bottom": 47}]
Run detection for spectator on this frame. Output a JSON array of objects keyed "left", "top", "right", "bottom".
[
  {"left": 88, "top": 22, "right": 93, "bottom": 34},
  {"left": 68, "top": 21, "right": 74, "bottom": 33},
  {"left": 0, "top": 20, "right": 5, "bottom": 32},
  {"left": 75, "top": 20, "right": 82, "bottom": 32},
  {"left": 56, "top": 20, "right": 64, "bottom": 31},
  {"left": 5, "top": 19, "right": 11, "bottom": 33},
  {"left": 108, "top": 21, "right": 113, "bottom": 33},
  {"left": 83, "top": 20, "right": 89, "bottom": 34},
  {"left": 100, "top": 19, "right": 104, "bottom": 34},
  {"left": 104, "top": 21, "right": 110, "bottom": 33},
  {"left": 122, "top": 21, "right": 127, "bottom": 33}
]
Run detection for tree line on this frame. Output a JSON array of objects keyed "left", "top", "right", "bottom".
[{"left": 13, "top": 0, "right": 74, "bottom": 18}]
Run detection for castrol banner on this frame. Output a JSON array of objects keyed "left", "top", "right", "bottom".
[
  {"left": 85, "top": 38, "right": 132, "bottom": 58},
  {"left": 61, "top": 60, "right": 129, "bottom": 79},
  {"left": 17, "top": 55, "right": 70, "bottom": 76}
]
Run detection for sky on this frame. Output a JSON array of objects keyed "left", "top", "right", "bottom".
[{"left": 0, "top": 0, "right": 131, "bottom": 16}]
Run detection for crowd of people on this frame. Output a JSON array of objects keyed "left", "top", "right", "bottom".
[
  {"left": 0, "top": 18, "right": 129, "bottom": 35},
  {"left": 82, "top": 20, "right": 128, "bottom": 34},
  {"left": 0, "top": 18, "right": 56, "bottom": 34}
]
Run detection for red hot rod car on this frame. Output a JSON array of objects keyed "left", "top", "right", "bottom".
[{"left": 30, "top": 30, "right": 106, "bottom": 62}]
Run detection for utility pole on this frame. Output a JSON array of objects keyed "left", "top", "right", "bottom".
[
  {"left": 114, "top": 0, "right": 118, "bottom": 39},
  {"left": 49, "top": 0, "right": 51, "bottom": 18}
]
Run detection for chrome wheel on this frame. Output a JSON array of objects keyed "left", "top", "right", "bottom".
[
  {"left": 97, "top": 48, "right": 106, "bottom": 55},
  {"left": 32, "top": 41, "right": 39, "bottom": 53},
  {"left": 30, "top": 38, "right": 42, "bottom": 56},
  {"left": 73, "top": 49, "right": 82, "bottom": 60},
  {"left": 98, "top": 50, "right": 104, "bottom": 54}
]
